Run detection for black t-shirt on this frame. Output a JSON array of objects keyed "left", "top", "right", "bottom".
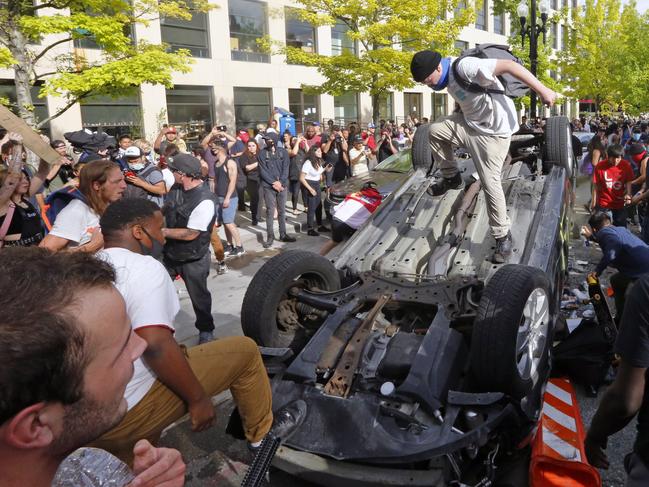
[
  {"left": 324, "top": 142, "right": 346, "bottom": 184},
  {"left": 615, "top": 275, "right": 649, "bottom": 465},
  {"left": 0, "top": 198, "right": 44, "bottom": 247},
  {"left": 378, "top": 138, "right": 398, "bottom": 163}
]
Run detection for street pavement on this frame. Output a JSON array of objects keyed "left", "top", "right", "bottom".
[{"left": 158, "top": 181, "right": 635, "bottom": 486}]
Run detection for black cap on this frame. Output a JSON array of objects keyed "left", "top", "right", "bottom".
[
  {"left": 410, "top": 50, "right": 442, "bottom": 82},
  {"left": 167, "top": 153, "right": 202, "bottom": 177}
]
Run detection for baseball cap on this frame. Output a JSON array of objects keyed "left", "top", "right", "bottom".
[
  {"left": 124, "top": 146, "right": 142, "bottom": 158},
  {"left": 367, "top": 122, "right": 376, "bottom": 129},
  {"left": 167, "top": 153, "right": 202, "bottom": 177},
  {"left": 410, "top": 50, "right": 442, "bottom": 82},
  {"left": 167, "top": 127, "right": 177, "bottom": 134},
  {"left": 353, "top": 135, "right": 364, "bottom": 144}
]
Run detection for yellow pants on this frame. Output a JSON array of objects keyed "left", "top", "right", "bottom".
[{"left": 90, "top": 336, "right": 273, "bottom": 464}]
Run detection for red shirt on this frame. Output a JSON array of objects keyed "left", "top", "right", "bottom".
[{"left": 592, "top": 159, "right": 634, "bottom": 209}]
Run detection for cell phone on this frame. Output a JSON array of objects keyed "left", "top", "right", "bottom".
[{"left": 326, "top": 163, "right": 333, "bottom": 168}]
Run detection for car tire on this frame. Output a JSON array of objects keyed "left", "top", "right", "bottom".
[
  {"left": 543, "top": 116, "right": 573, "bottom": 178},
  {"left": 470, "top": 264, "right": 552, "bottom": 399},
  {"left": 411, "top": 123, "right": 433, "bottom": 172},
  {"left": 241, "top": 249, "right": 341, "bottom": 350}
]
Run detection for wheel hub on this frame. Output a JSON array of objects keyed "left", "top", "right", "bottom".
[{"left": 516, "top": 288, "right": 549, "bottom": 383}]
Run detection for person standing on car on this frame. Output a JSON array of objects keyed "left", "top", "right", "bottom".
[
  {"left": 162, "top": 153, "right": 218, "bottom": 344},
  {"left": 585, "top": 275, "right": 649, "bottom": 485},
  {"left": 410, "top": 50, "right": 557, "bottom": 262}
]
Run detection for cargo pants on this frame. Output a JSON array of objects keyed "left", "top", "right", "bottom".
[{"left": 428, "top": 112, "right": 511, "bottom": 239}]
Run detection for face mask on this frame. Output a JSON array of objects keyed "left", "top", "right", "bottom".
[
  {"left": 432, "top": 57, "right": 451, "bottom": 91},
  {"left": 139, "top": 227, "right": 164, "bottom": 260},
  {"left": 265, "top": 140, "right": 274, "bottom": 149},
  {"left": 633, "top": 133, "right": 641, "bottom": 141},
  {"left": 129, "top": 162, "right": 145, "bottom": 171}
]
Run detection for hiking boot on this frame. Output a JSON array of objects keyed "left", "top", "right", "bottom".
[
  {"left": 262, "top": 237, "right": 275, "bottom": 249},
  {"left": 269, "top": 399, "right": 307, "bottom": 440},
  {"left": 198, "top": 331, "right": 214, "bottom": 344},
  {"left": 427, "top": 172, "right": 464, "bottom": 196},
  {"left": 492, "top": 231, "right": 513, "bottom": 263},
  {"left": 223, "top": 244, "right": 234, "bottom": 256},
  {"left": 307, "top": 229, "right": 320, "bottom": 237},
  {"left": 280, "top": 234, "right": 297, "bottom": 243},
  {"left": 216, "top": 261, "right": 228, "bottom": 275}
]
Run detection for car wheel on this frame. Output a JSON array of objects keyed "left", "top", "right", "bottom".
[
  {"left": 470, "top": 264, "right": 552, "bottom": 399},
  {"left": 411, "top": 122, "right": 433, "bottom": 172},
  {"left": 543, "top": 116, "right": 573, "bottom": 178},
  {"left": 241, "top": 250, "right": 341, "bottom": 350}
]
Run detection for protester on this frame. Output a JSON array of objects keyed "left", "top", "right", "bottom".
[
  {"left": 287, "top": 134, "right": 306, "bottom": 216},
  {"left": 212, "top": 144, "right": 244, "bottom": 256},
  {"left": 410, "top": 48, "right": 557, "bottom": 262},
  {"left": 322, "top": 126, "right": 349, "bottom": 183},
  {"left": 40, "top": 159, "right": 125, "bottom": 252},
  {"left": 0, "top": 247, "right": 185, "bottom": 487},
  {"left": 43, "top": 139, "right": 74, "bottom": 193},
  {"left": 299, "top": 145, "right": 331, "bottom": 237},
  {"left": 320, "top": 182, "right": 383, "bottom": 255},
  {"left": 123, "top": 146, "right": 166, "bottom": 206},
  {"left": 0, "top": 167, "right": 46, "bottom": 247},
  {"left": 154, "top": 126, "right": 186, "bottom": 155},
  {"left": 582, "top": 211, "right": 649, "bottom": 321},
  {"left": 348, "top": 136, "right": 371, "bottom": 177},
  {"left": 259, "top": 133, "right": 296, "bottom": 248},
  {"left": 585, "top": 275, "right": 649, "bottom": 485},
  {"left": 162, "top": 153, "right": 218, "bottom": 344},
  {"left": 591, "top": 144, "right": 634, "bottom": 226},
  {"left": 239, "top": 139, "right": 264, "bottom": 226},
  {"left": 91, "top": 198, "right": 273, "bottom": 463}
]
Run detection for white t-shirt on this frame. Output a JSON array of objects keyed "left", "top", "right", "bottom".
[
  {"left": 447, "top": 57, "right": 519, "bottom": 137},
  {"left": 99, "top": 247, "right": 180, "bottom": 410},
  {"left": 349, "top": 147, "right": 370, "bottom": 177},
  {"left": 161, "top": 168, "right": 175, "bottom": 192},
  {"left": 187, "top": 200, "right": 216, "bottom": 231},
  {"left": 49, "top": 199, "right": 99, "bottom": 246},
  {"left": 301, "top": 159, "right": 325, "bottom": 180}
]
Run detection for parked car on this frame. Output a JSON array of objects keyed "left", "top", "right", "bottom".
[{"left": 241, "top": 117, "right": 574, "bottom": 486}]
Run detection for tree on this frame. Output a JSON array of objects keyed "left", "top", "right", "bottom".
[
  {"left": 265, "top": 0, "right": 471, "bottom": 125},
  {"left": 0, "top": 0, "right": 213, "bottom": 129},
  {"left": 559, "top": 0, "right": 649, "bottom": 114}
]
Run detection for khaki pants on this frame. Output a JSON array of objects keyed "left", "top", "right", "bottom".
[
  {"left": 90, "top": 336, "right": 273, "bottom": 465},
  {"left": 428, "top": 112, "right": 511, "bottom": 238}
]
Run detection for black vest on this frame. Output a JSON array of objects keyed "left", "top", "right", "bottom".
[{"left": 163, "top": 183, "right": 217, "bottom": 262}]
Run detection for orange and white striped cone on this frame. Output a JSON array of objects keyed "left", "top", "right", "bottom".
[{"left": 530, "top": 377, "right": 601, "bottom": 487}]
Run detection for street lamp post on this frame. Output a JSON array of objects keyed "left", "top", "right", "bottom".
[{"left": 517, "top": 0, "right": 550, "bottom": 119}]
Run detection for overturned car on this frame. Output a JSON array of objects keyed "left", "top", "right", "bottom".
[{"left": 241, "top": 116, "right": 575, "bottom": 486}]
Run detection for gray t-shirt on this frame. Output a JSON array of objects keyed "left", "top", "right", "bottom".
[{"left": 447, "top": 57, "right": 519, "bottom": 137}]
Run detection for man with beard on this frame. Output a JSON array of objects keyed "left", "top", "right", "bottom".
[
  {"left": 89, "top": 198, "right": 273, "bottom": 463},
  {"left": 0, "top": 248, "right": 185, "bottom": 486},
  {"left": 162, "top": 153, "right": 218, "bottom": 344}
]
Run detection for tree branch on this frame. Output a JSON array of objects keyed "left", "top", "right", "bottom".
[
  {"left": 32, "top": 37, "right": 73, "bottom": 65},
  {"left": 36, "top": 92, "right": 90, "bottom": 129},
  {"left": 34, "top": 69, "right": 83, "bottom": 80}
]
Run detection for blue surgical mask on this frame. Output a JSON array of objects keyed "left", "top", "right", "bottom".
[
  {"left": 633, "top": 133, "right": 641, "bottom": 141},
  {"left": 129, "top": 162, "right": 145, "bottom": 171}
]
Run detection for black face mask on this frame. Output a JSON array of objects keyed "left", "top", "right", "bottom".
[
  {"left": 139, "top": 227, "right": 164, "bottom": 260},
  {"left": 265, "top": 140, "right": 274, "bottom": 149}
]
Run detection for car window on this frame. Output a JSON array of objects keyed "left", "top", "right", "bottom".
[{"left": 374, "top": 150, "right": 412, "bottom": 173}]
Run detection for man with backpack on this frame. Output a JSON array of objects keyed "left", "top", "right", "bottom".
[
  {"left": 122, "top": 146, "right": 167, "bottom": 207},
  {"left": 410, "top": 46, "right": 557, "bottom": 263}
]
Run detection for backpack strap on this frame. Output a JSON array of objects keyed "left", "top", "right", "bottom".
[
  {"left": 451, "top": 58, "right": 506, "bottom": 96},
  {"left": 0, "top": 203, "right": 16, "bottom": 248}
]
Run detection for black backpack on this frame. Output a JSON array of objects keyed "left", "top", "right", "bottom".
[{"left": 452, "top": 44, "right": 530, "bottom": 99}]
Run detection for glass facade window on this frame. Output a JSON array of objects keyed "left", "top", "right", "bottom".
[
  {"left": 331, "top": 21, "right": 356, "bottom": 56},
  {"left": 285, "top": 8, "right": 316, "bottom": 62},
  {"left": 552, "top": 23, "right": 558, "bottom": 49},
  {"left": 431, "top": 93, "right": 448, "bottom": 121},
  {"left": 166, "top": 86, "right": 214, "bottom": 147},
  {"left": 403, "top": 92, "right": 422, "bottom": 119},
  {"left": 378, "top": 93, "right": 393, "bottom": 122},
  {"left": 234, "top": 87, "right": 272, "bottom": 129},
  {"left": 454, "top": 0, "right": 467, "bottom": 19},
  {"left": 289, "top": 89, "right": 319, "bottom": 133},
  {"left": 80, "top": 93, "right": 141, "bottom": 136},
  {"left": 161, "top": 9, "right": 210, "bottom": 58},
  {"left": 333, "top": 92, "right": 358, "bottom": 125},
  {"left": 572, "top": 0, "right": 577, "bottom": 8},
  {"left": 0, "top": 82, "right": 49, "bottom": 128},
  {"left": 552, "top": 0, "right": 559, "bottom": 10},
  {"left": 562, "top": 24, "right": 569, "bottom": 49},
  {"left": 475, "top": 0, "right": 487, "bottom": 30},
  {"left": 494, "top": 13, "right": 505, "bottom": 35},
  {"left": 455, "top": 40, "right": 469, "bottom": 52},
  {"left": 229, "top": 0, "right": 269, "bottom": 63}
]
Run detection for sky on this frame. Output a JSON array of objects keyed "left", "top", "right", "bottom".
[{"left": 624, "top": 0, "right": 649, "bottom": 12}]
